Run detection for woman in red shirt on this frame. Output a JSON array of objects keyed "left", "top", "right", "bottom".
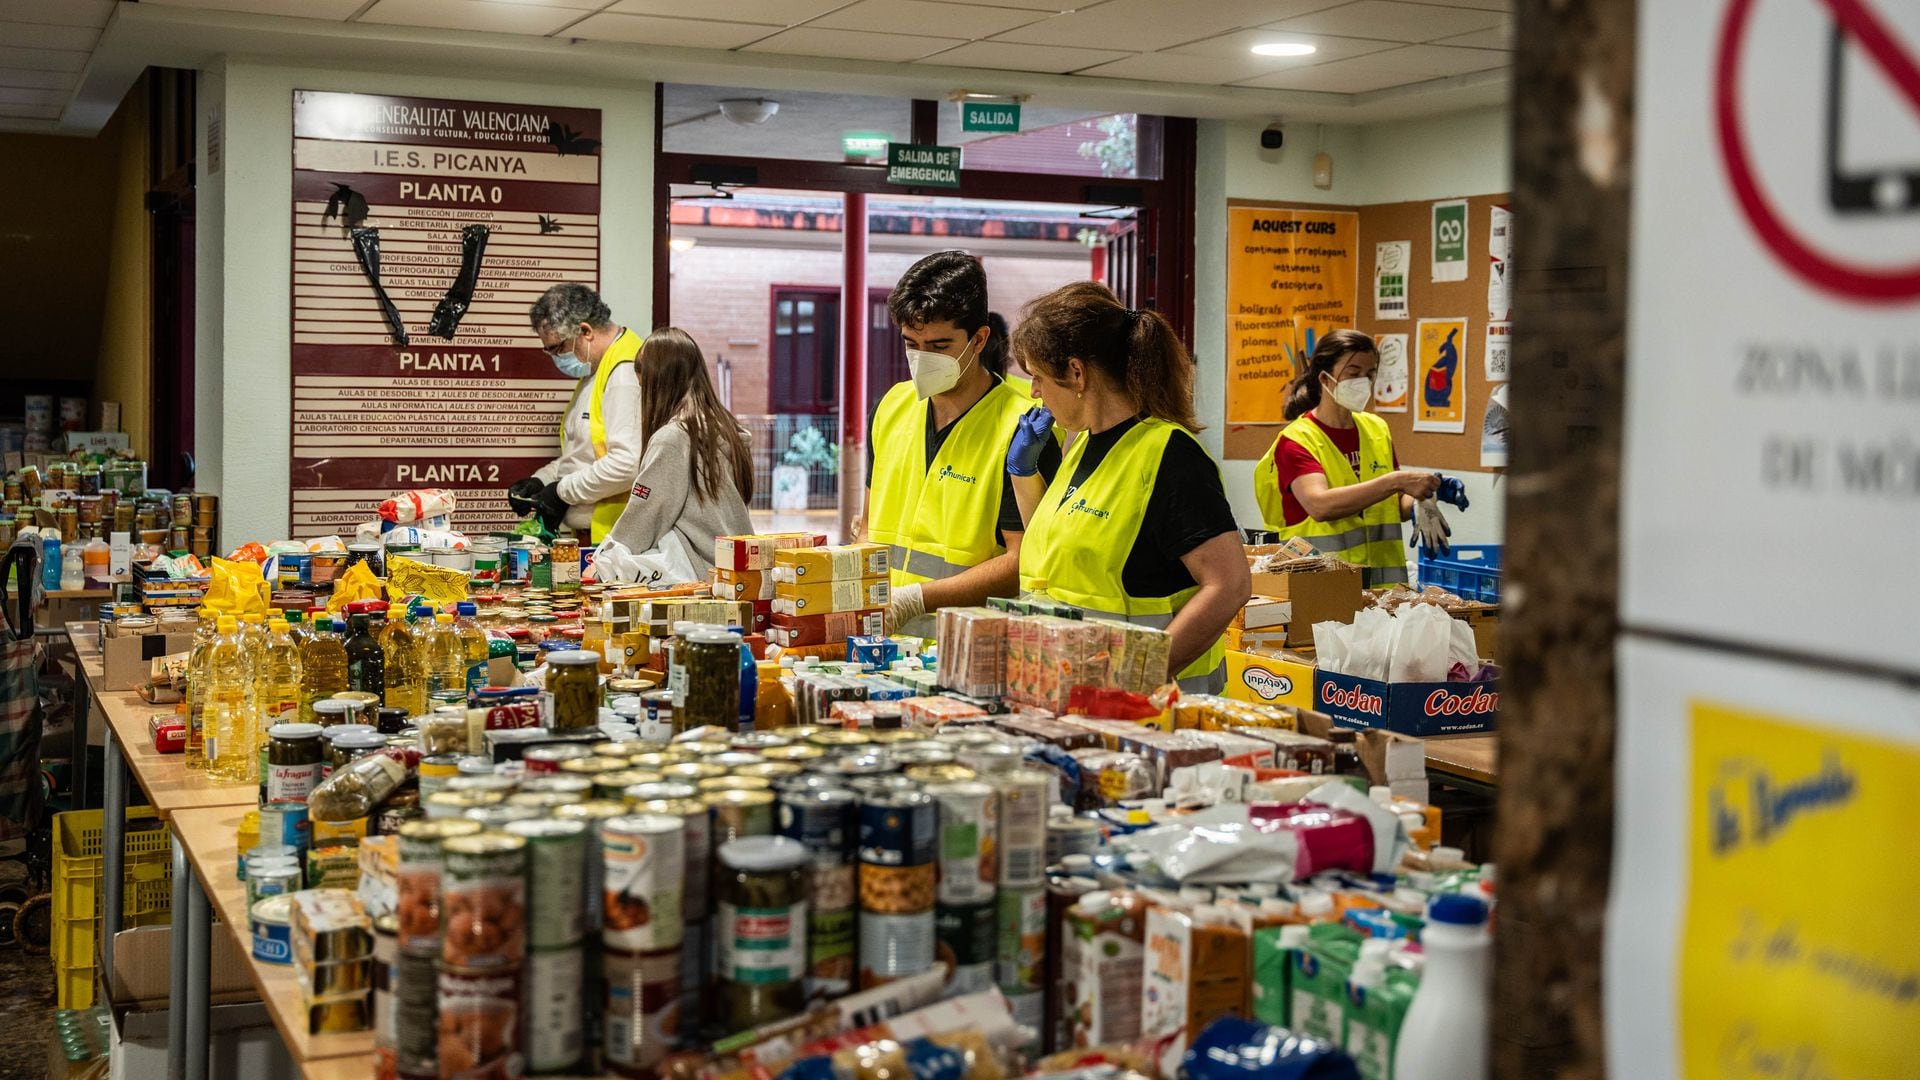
[{"left": 1254, "top": 329, "right": 1441, "bottom": 587}]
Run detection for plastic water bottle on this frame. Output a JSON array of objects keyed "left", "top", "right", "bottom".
[
  {"left": 40, "top": 536, "right": 60, "bottom": 593},
  {"left": 1393, "top": 894, "right": 1491, "bottom": 1080}
]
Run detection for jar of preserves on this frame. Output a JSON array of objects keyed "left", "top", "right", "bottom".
[
  {"left": 714, "top": 836, "right": 809, "bottom": 1030},
  {"left": 547, "top": 650, "right": 602, "bottom": 730},
  {"left": 680, "top": 629, "right": 742, "bottom": 731}
]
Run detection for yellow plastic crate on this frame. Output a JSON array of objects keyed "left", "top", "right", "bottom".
[{"left": 51, "top": 808, "right": 174, "bottom": 1009}]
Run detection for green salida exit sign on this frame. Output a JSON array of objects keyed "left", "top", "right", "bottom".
[
  {"left": 886, "top": 143, "right": 963, "bottom": 189},
  {"left": 960, "top": 101, "right": 1020, "bottom": 133}
]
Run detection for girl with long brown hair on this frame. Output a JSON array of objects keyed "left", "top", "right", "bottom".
[
  {"left": 1003, "top": 281, "right": 1249, "bottom": 693},
  {"left": 591, "top": 327, "right": 755, "bottom": 583}
]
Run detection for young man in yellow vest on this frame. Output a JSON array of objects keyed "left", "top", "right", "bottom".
[
  {"left": 510, "top": 283, "right": 643, "bottom": 543},
  {"left": 860, "top": 252, "right": 1060, "bottom": 633}
]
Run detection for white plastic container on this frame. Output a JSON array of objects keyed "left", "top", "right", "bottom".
[{"left": 1393, "top": 893, "right": 1491, "bottom": 1080}]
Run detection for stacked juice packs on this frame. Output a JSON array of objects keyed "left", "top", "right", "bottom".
[{"left": 767, "top": 543, "right": 890, "bottom": 649}]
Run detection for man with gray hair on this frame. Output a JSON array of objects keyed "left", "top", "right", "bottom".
[{"left": 508, "top": 282, "right": 643, "bottom": 541}]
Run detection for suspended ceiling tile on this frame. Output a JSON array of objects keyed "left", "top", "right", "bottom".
[
  {"left": 1233, "top": 52, "right": 1421, "bottom": 93},
  {"left": 0, "top": 45, "right": 85, "bottom": 72},
  {"left": 0, "top": 101, "right": 59, "bottom": 118},
  {"left": 606, "top": 0, "right": 849, "bottom": 23},
  {"left": 0, "top": 67, "right": 77, "bottom": 90},
  {"left": 1407, "top": 0, "right": 1508, "bottom": 10},
  {"left": 1077, "top": 51, "right": 1302, "bottom": 85},
  {"left": 356, "top": 0, "right": 586, "bottom": 35},
  {"left": 1265, "top": 1, "right": 1505, "bottom": 43},
  {"left": 0, "top": 0, "right": 114, "bottom": 28},
  {"left": 909, "top": 0, "right": 1072, "bottom": 9},
  {"left": 0, "top": 21, "right": 98, "bottom": 51},
  {"left": 1167, "top": 28, "right": 1395, "bottom": 64},
  {"left": 1382, "top": 42, "right": 1507, "bottom": 76},
  {"left": 992, "top": 0, "right": 1339, "bottom": 53},
  {"left": 566, "top": 12, "right": 781, "bottom": 47},
  {"left": 0, "top": 85, "right": 65, "bottom": 107},
  {"left": 141, "top": 0, "right": 368, "bottom": 17},
  {"left": 1431, "top": 20, "right": 1511, "bottom": 50},
  {"left": 742, "top": 26, "right": 964, "bottom": 61},
  {"left": 916, "top": 39, "right": 1131, "bottom": 73},
  {"left": 809, "top": 0, "right": 1044, "bottom": 40}
]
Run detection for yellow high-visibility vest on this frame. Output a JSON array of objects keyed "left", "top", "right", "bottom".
[
  {"left": 566, "top": 327, "right": 640, "bottom": 544},
  {"left": 868, "top": 377, "right": 1030, "bottom": 587},
  {"left": 1253, "top": 410, "right": 1408, "bottom": 588},
  {"left": 1018, "top": 417, "right": 1226, "bottom": 690}
]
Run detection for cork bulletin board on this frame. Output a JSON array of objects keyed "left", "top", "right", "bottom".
[{"left": 1222, "top": 193, "right": 1513, "bottom": 473}]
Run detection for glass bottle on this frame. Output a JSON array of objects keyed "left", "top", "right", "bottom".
[
  {"left": 453, "top": 601, "right": 489, "bottom": 693},
  {"left": 299, "top": 614, "right": 350, "bottom": 723},
  {"left": 184, "top": 607, "right": 217, "bottom": 770},
  {"left": 204, "top": 615, "right": 258, "bottom": 784},
  {"left": 383, "top": 607, "right": 426, "bottom": 716},
  {"left": 256, "top": 618, "right": 303, "bottom": 733},
  {"left": 344, "top": 611, "right": 386, "bottom": 698}
]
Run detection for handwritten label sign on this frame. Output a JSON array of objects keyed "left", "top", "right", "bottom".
[{"left": 1224, "top": 206, "right": 1358, "bottom": 424}]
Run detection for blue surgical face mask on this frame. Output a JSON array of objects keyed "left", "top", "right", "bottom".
[{"left": 552, "top": 353, "right": 591, "bottom": 379}]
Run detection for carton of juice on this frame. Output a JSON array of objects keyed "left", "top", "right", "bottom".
[
  {"left": 1141, "top": 902, "right": 1250, "bottom": 1077},
  {"left": 1062, "top": 889, "right": 1148, "bottom": 1049},
  {"left": 1251, "top": 922, "right": 1311, "bottom": 1027},
  {"left": 1289, "top": 923, "right": 1362, "bottom": 1044}
]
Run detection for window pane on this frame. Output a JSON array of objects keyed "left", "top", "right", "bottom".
[
  {"left": 664, "top": 85, "right": 911, "bottom": 164},
  {"left": 938, "top": 109, "right": 1161, "bottom": 180},
  {"left": 798, "top": 300, "right": 814, "bottom": 334},
  {"left": 776, "top": 301, "right": 792, "bottom": 335}
]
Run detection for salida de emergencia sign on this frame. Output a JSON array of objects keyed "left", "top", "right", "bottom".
[{"left": 886, "top": 143, "right": 962, "bottom": 189}]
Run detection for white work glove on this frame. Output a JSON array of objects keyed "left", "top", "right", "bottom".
[
  {"left": 887, "top": 582, "right": 925, "bottom": 633},
  {"left": 1408, "top": 498, "right": 1452, "bottom": 558}
]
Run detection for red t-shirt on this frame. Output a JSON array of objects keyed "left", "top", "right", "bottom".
[{"left": 1272, "top": 412, "right": 1398, "bottom": 527}]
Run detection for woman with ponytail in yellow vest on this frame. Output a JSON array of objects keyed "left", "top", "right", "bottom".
[
  {"left": 1007, "top": 282, "right": 1250, "bottom": 694},
  {"left": 1251, "top": 329, "right": 1447, "bottom": 588},
  {"left": 509, "top": 283, "right": 643, "bottom": 543}
]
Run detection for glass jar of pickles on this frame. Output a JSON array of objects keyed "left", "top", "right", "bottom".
[
  {"left": 547, "top": 650, "right": 602, "bottom": 730},
  {"left": 679, "top": 629, "right": 743, "bottom": 732}
]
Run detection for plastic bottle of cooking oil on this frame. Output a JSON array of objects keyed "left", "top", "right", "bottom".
[
  {"left": 184, "top": 607, "right": 218, "bottom": 770},
  {"left": 424, "top": 612, "right": 467, "bottom": 698},
  {"left": 284, "top": 609, "right": 309, "bottom": 648},
  {"left": 204, "top": 615, "right": 257, "bottom": 784},
  {"left": 453, "top": 602, "right": 488, "bottom": 693},
  {"left": 344, "top": 611, "right": 385, "bottom": 698},
  {"left": 256, "top": 618, "right": 303, "bottom": 732},
  {"left": 383, "top": 606, "right": 427, "bottom": 716},
  {"left": 299, "top": 616, "right": 349, "bottom": 723}
]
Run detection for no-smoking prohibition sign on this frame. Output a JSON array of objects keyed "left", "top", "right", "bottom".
[{"left": 1715, "top": 0, "right": 1920, "bottom": 302}]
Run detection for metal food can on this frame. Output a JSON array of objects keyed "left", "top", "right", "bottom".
[
  {"left": 761, "top": 743, "right": 825, "bottom": 765},
  {"left": 595, "top": 769, "right": 665, "bottom": 802},
  {"left": 807, "top": 729, "right": 873, "bottom": 752},
  {"left": 1003, "top": 989, "right": 1045, "bottom": 1056},
  {"left": 623, "top": 780, "right": 699, "bottom": 807},
  {"left": 904, "top": 762, "right": 978, "bottom": 785},
  {"left": 425, "top": 789, "right": 503, "bottom": 821},
  {"left": 927, "top": 781, "right": 998, "bottom": 905},
  {"left": 815, "top": 752, "right": 897, "bottom": 782},
  {"left": 396, "top": 818, "right": 482, "bottom": 957},
  {"left": 439, "top": 832, "right": 527, "bottom": 971},
  {"left": 995, "top": 885, "right": 1047, "bottom": 992},
  {"left": 698, "top": 774, "right": 772, "bottom": 795},
  {"left": 677, "top": 740, "right": 730, "bottom": 758},
  {"left": 250, "top": 895, "right": 292, "bottom": 965},
  {"left": 463, "top": 804, "right": 539, "bottom": 831},
  {"left": 633, "top": 797, "right": 711, "bottom": 917},
  {"left": 959, "top": 742, "right": 1022, "bottom": 776},
  {"left": 1045, "top": 816, "right": 1103, "bottom": 865},
  {"left": 601, "top": 814, "right": 685, "bottom": 954},
  {"left": 857, "top": 789, "right": 936, "bottom": 915},
  {"left": 732, "top": 761, "right": 805, "bottom": 785},
  {"left": 604, "top": 946, "right": 682, "bottom": 1077},
  {"left": 846, "top": 773, "right": 918, "bottom": 797},
  {"left": 777, "top": 785, "right": 857, "bottom": 868},
  {"left": 524, "top": 743, "right": 593, "bottom": 774},
  {"left": 858, "top": 909, "right": 935, "bottom": 989},
  {"left": 935, "top": 900, "right": 997, "bottom": 998},
  {"left": 660, "top": 761, "right": 725, "bottom": 785},
  {"left": 729, "top": 732, "right": 791, "bottom": 753},
  {"left": 806, "top": 863, "right": 856, "bottom": 1001},
  {"left": 523, "top": 944, "right": 586, "bottom": 1074},
  {"left": 559, "top": 755, "right": 628, "bottom": 778},
  {"left": 521, "top": 774, "right": 595, "bottom": 800},
  {"left": 705, "top": 788, "right": 776, "bottom": 851},
  {"left": 372, "top": 914, "right": 399, "bottom": 1077},
  {"left": 628, "top": 750, "right": 687, "bottom": 771},
  {"left": 504, "top": 817, "right": 589, "bottom": 950},
  {"left": 436, "top": 967, "right": 521, "bottom": 1078},
  {"left": 417, "top": 753, "right": 463, "bottom": 800},
  {"left": 995, "top": 768, "right": 1053, "bottom": 888},
  {"left": 394, "top": 951, "right": 438, "bottom": 1078},
  {"left": 892, "top": 746, "right": 956, "bottom": 769},
  {"left": 556, "top": 799, "right": 629, "bottom": 932},
  {"left": 679, "top": 919, "right": 708, "bottom": 1042}
]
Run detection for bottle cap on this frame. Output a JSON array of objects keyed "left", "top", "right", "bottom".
[
  {"left": 270, "top": 620, "right": 289, "bottom": 633},
  {"left": 217, "top": 616, "right": 237, "bottom": 633},
  {"left": 1428, "top": 893, "right": 1489, "bottom": 926},
  {"left": 437, "top": 613, "right": 454, "bottom": 624}
]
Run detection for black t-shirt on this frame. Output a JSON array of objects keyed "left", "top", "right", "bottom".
[
  {"left": 865, "top": 383, "right": 1061, "bottom": 544},
  {"left": 1055, "top": 417, "right": 1240, "bottom": 598}
]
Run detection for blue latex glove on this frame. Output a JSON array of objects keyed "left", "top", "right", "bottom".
[
  {"left": 1408, "top": 497, "right": 1452, "bottom": 557},
  {"left": 1006, "top": 407, "right": 1055, "bottom": 476},
  {"left": 1436, "top": 475, "right": 1470, "bottom": 511}
]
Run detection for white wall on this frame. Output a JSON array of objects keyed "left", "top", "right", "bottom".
[
  {"left": 196, "top": 59, "right": 653, "bottom": 543},
  {"left": 1193, "top": 108, "right": 1510, "bottom": 550}
]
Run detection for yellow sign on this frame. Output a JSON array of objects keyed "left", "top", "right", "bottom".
[
  {"left": 1225, "top": 206, "right": 1358, "bottom": 424},
  {"left": 1681, "top": 702, "right": 1920, "bottom": 1078},
  {"left": 1412, "top": 317, "right": 1468, "bottom": 434}
]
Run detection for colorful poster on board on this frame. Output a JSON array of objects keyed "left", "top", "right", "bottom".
[
  {"left": 1374, "top": 240, "right": 1410, "bottom": 320},
  {"left": 1413, "top": 317, "right": 1469, "bottom": 433},
  {"left": 1484, "top": 321, "right": 1511, "bottom": 381},
  {"left": 1225, "top": 205, "right": 1359, "bottom": 424},
  {"left": 1374, "top": 333, "right": 1409, "bottom": 413},
  {"left": 289, "top": 89, "right": 602, "bottom": 537},
  {"left": 1487, "top": 204, "right": 1512, "bottom": 321},
  {"left": 1431, "top": 199, "right": 1468, "bottom": 282}
]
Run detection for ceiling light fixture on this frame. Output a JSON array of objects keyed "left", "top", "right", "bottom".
[
  {"left": 718, "top": 98, "right": 779, "bottom": 125},
  {"left": 1251, "top": 42, "right": 1317, "bottom": 57},
  {"left": 669, "top": 236, "right": 697, "bottom": 254}
]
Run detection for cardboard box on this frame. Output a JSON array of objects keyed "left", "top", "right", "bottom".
[
  {"left": 768, "top": 608, "right": 885, "bottom": 648},
  {"left": 772, "top": 576, "right": 890, "bottom": 616},
  {"left": 101, "top": 632, "right": 192, "bottom": 691},
  {"left": 772, "top": 542, "right": 889, "bottom": 581},
  {"left": 1246, "top": 563, "right": 1364, "bottom": 647},
  {"left": 1234, "top": 597, "right": 1292, "bottom": 632},
  {"left": 111, "top": 924, "right": 256, "bottom": 1006},
  {"left": 1313, "top": 669, "right": 1498, "bottom": 736},
  {"left": 711, "top": 567, "right": 775, "bottom": 602},
  {"left": 1223, "top": 650, "right": 1315, "bottom": 709}
]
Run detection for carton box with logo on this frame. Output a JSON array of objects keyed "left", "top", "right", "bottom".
[
  {"left": 1223, "top": 650, "right": 1315, "bottom": 709},
  {"left": 1313, "top": 669, "right": 1499, "bottom": 737}
]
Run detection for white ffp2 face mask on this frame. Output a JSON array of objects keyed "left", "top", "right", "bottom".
[
  {"left": 1324, "top": 375, "right": 1373, "bottom": 412},
  {"left": 906, "top": 341, "right": 977, "bottom": 400}
]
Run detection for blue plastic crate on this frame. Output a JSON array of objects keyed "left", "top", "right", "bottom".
[{"left": 1417, "top": 544, "right": 1502, "bottom": 603}]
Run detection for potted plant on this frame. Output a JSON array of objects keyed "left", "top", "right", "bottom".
[{"left": 773, "top": 425, "right": 839, "bottom": 511}]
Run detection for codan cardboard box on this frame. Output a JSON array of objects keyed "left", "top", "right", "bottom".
[
  {"left": 102, "top": 632, "right": 192, "bottom": 692},
  {"left": 1313, "top": 669, "right": 1498, "bottom": 737}
]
